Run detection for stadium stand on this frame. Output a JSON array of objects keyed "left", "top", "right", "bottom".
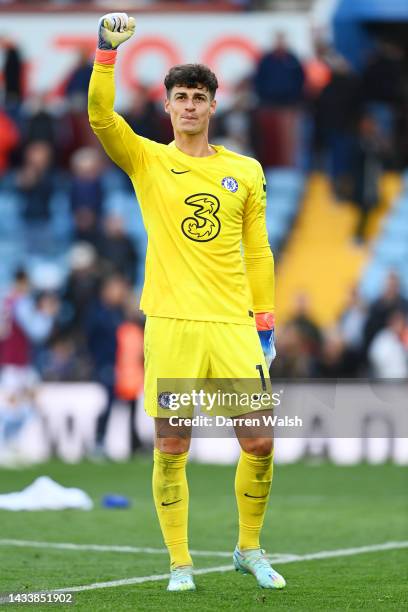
[
  {"left": 276, "top": 174, "right": 368, "bottom": 327},
  {"left": 0, "top": 4, "right": 407, "bottom": 388},
  {"left": 360, "top": 174, "right": 408, "bottom": 302},
  {"left": 276, "top": 172, "right": 405, "bottom": 327}
]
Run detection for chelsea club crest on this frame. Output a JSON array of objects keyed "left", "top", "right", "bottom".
[{"left": 221, "top": 176, "right": 238, "bottom": 193}]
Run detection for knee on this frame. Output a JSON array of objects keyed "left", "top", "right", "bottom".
[
  {"left": 240, "top": 437, "right": 273, "bottom": 457},
  {"left": 155, "top": 437, "right": 190, "bottom": 455}
]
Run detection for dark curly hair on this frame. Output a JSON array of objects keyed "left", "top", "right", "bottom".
[{"left": 164, "top": 64, "right": 218, "bottom": 99}]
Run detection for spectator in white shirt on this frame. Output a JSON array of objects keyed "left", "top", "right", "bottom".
[{"left": 368, "top": 310, "right": 408, "bottom": 378}]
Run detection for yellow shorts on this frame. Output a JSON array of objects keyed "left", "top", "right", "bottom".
[{"left": 144, "top": 316, "right": 269, "bottom": 417}]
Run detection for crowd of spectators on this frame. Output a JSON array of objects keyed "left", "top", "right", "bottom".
[
  {"left": 273, "top": 272, "right": 408, "bottom": 379},
  {"left": 0, "top": 264, "right": 144, "bottom": 456},
  {"left": 1, "top": 28, "right": 408, "bottom": 455}
]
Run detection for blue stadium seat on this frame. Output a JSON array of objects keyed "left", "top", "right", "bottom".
[
  {"left": 391, "top": 198, "right": 408, "bottom": 221},
  {"left": 360, "top": 261, "right": 390, "bottom": 302},
  {"left": 374, "top": 240, "right": 408, "bottom": 266},
  {"left": 24, "top": 256, "right": 67, "bottom": 291},
  {"left": 265, "top": 168, "right": 304, "bottom": 196},
  {"left": 382, "top": 215, "right": 408, "bottom": 241},
  {"left": 359, "top": 178, "right": 408, "bottom": 301},
  {"left": 101, "top": 167, "right": 129, "bottom": 193},
  {"left": 264, "top": 169, "right": 305, "bottom": 254},
  {"left": 104, "top": 191, "right": 145, "bottom": 241},
  {"left": 50, "top": 191, "right": 73, "bottom": 245},
  {"left": 0, "top": 192, "right": 23, "bottom": 235}
]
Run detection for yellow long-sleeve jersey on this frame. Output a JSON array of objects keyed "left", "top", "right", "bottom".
[{"left": 88, "top": 62, "right": 275, "bottom": 325}]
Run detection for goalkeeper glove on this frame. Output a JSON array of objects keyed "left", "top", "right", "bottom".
[
  {"left": 98, "top": 13, "right": 136, "bottom": 50},
  {"left": 256, "top": 312, "right": 276, "bottom": 369}
]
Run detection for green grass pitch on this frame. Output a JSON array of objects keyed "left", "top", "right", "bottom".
[{"left": 0, "top": 458, "right": 407, "bottom": 610}]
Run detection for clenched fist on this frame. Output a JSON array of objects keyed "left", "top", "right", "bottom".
[{"left": 98, "top": 13, "right": 136, "bottom": 50}]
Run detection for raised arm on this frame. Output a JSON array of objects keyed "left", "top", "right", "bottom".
[
  {"left": 88, "top": 13, "right": 146, "bottom": 177},
  {"left": 243, "top": 162, "right": 276, "bottom": 366}
]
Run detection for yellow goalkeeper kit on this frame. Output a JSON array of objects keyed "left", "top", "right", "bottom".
[{"left": 89, "top": 61, "right": 275, "bottom": 416}]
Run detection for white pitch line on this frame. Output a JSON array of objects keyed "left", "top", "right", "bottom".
[
  {"left": 0, "top": 539, "right": 233, "bottom": 558},
  {"left": 276, "top": 541, "right": 408, "bottom": 563},
  {"left": 54, "top": 565, "right": 234, "bottom": 594},
  {"left": 0, "top": 565, "right": 234, "bottom": 603},
  {"left": 2, "top": 540, "right": 405, "bottom": 596},
  {"left": 0, "top": 539, "right": 300, "bottom": 562}
]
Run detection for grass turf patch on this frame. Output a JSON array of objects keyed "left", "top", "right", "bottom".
[{"left": 0, "top": 459, "right": 407, "bottom": 610}]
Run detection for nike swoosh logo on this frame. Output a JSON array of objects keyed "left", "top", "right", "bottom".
[
  {"left": 244, "top": 493, "right": 267, "bottom": 499},
  {"left": 171, "top": 169, "right": 190, "bottom": 174},
  {"left": 161, "top": 499, "right": 182, "bottom": 506}
]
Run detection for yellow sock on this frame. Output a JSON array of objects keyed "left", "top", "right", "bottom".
[
  {"left": 152, "top": 448, "right": 192, "bottom": 569},
  {"left": 235, "top": 449, "right": 274, "bottom": 550}
]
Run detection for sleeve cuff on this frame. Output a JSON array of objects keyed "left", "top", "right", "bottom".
[
  {"left": 255, "top": 312, "right": 275, "bottom": 330},
  {"left": 95, "top": 49, "right": 117, "bottom": 65}
]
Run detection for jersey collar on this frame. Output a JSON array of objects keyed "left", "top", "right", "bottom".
[{"left": 168, "top": 141, "right": 225, "bottom": 163}]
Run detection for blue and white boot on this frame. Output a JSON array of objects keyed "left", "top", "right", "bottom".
[
  {"left": 233, "top": 547, "right": 286, "bottom": 589},
  {"left": 167, "top": 566, "right": 196, "bottom": 592}
]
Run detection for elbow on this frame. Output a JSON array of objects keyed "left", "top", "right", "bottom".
[
  {"left": 88, "top": 98, "right": 115, "bottom": 131},
  {"left": 244, "top": 245, "right": 274, "bottom": 261},
  {"left": 88, "top": 101, "right": 99, "bottom": 131},
  {"left": 88, "top": 110, "right": 115, "bottom": 132}
]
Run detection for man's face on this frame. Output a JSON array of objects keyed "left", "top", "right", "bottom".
[{"left": 164, "top": 85, "right": 216, "bottom": 136}]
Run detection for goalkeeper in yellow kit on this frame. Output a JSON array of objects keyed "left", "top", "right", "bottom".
[{"left": 88, "top": 12, "right": 286, "bottom": 593}]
